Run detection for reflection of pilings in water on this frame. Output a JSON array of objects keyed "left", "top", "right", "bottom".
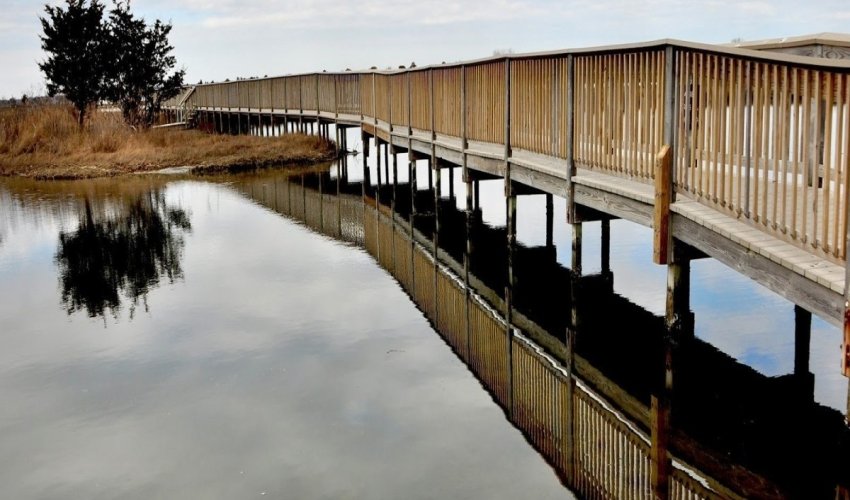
[
  {"left": 234, "top": 173, "right": 848, "bottom": 499},
  {"left": 356, "top": 202, "right": 709, "bottom": 500},
  {"left": 243, "top": 173, "right": 364, "bottom": 246}
]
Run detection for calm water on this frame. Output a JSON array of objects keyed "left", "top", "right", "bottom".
[
  {"left": 0, "top": 174, "right": 571, "bottom": 499},
  {"left": 1, "top": 135, "right": 849, "bottom": 498}
]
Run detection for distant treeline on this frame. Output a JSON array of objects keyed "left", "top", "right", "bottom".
[{"left": 0, "top": 95, "right": 68, "bottom": 108}]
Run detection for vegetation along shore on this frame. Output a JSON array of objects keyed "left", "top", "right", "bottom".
[{"left": 0, "top": 105, "right": 338, "bottom": 180}]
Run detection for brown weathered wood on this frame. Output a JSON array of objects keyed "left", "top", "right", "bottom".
[
  {"left": 184, "top": 40, "right": 850, "bottom": 345},
  {"left": 654, "top": 145, "right": 672, "bottom": 264}
]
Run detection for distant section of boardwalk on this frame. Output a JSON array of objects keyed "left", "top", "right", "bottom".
[{"left": 164, "top": 34, "right": 850, "bottom": 376}]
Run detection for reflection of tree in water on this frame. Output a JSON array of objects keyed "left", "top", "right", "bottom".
[{"left": 56, "top": 191, "right": 191, "bottom": 319}]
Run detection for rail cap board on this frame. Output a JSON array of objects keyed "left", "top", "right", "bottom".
[
  {"left": 188, "top": 35, "right": 850, "bottom": 90},
  {"left": 728, "top": 32, "right": 850, "bottom": 50}
]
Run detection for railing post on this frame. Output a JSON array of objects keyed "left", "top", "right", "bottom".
[
  {"left": 461, "top": 65, "right": 467, "bottom": 150},
  {"left": 406, "top": 71, "right": 412, "bottom": 137},
  {"left": 565, "top": 54, "right": 577, "bottom": 224},
  {"left": 504, "top": 58, "right": 512, "bottom": 166},
  {"left": 429, "top": 68, "right": 436, "bottom": 140},
  {"left": 372, "top": 73, "right": 378, "bottom": 127},
  {"left": 388, "top": 74, "right": 394, "bottom": 134},
  {"left": 663, "top": 45, "right": 677, "bottom": 199}
]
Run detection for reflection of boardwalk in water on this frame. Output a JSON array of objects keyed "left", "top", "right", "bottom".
[{"left": 231, "top": 167, "right": 850, "bottom": 499}]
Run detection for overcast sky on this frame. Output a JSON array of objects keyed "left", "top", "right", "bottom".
[{"left": 2, "top": 0, "right": 849, "bottom": 98}]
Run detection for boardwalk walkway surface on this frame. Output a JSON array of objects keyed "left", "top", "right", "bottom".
[{"left": 164, "top": 34, "right": 850, "bottom": 375}]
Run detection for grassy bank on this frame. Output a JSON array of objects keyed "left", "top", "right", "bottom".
[{"left": 0, "top": 105, "right": 338, "bottom": 179}]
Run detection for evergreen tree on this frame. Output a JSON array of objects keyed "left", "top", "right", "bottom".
[
  {"left": 104, "top": 1, "right": 185, "bottom": 128},
  {"left": 39, "top": 0, "right": 108, "bottom": 127}
]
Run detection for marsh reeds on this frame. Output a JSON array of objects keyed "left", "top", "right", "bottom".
[{"left": 0, "top": 105, "right": 336, "bottom": 179}]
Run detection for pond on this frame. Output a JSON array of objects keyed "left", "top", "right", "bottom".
[{"left": 1, "top": 135, "right": 848, "bottom": 498}]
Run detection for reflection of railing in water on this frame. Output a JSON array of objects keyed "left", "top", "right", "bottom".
[
  {"left": 243, "top": 176, "right": 716, "bottom": 499},
  {"left": 243, "top": 174, "right": 364, "bottom": 246},
  {"left": 364, "top": 209, "right": 715, "bottom": 500},
  {"left": 233, "top": 170, "right": 850, "bottom": 498}
]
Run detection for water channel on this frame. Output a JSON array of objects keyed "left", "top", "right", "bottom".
[{"left": 1, "top": 128, "right": 848, "bottom": 498}]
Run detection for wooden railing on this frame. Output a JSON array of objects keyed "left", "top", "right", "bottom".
[
  {"left": 575, "top": 50, "right": 666, "bottom": 179},
  {"left": 675, "top": 49, "right": 850, "bottom": 259},
  {"left": 467, "top": 60, "right": 506, "bottom": 145},
  {"left": 510, "top": 56, "right": 568, "bottom": 156},
  {"left": 182, "top": 40, "right": 850, "bottom": 264}
]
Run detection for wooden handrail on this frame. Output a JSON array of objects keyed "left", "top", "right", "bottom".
[{"left": 179, "top": 38, "right": 850, "bottom": 270}]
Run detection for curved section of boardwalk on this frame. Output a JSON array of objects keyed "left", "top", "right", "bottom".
[{"left": 168, "top": 37, "right": 850, "bottom": 373}]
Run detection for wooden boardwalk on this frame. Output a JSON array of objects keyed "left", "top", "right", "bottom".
[{"left": 164, "top": 35, "right": 850, "bottom": 375}]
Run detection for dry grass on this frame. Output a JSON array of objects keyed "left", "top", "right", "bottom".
[{"left": 0, "top": 105, "right": 338, "bottom": 179}]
